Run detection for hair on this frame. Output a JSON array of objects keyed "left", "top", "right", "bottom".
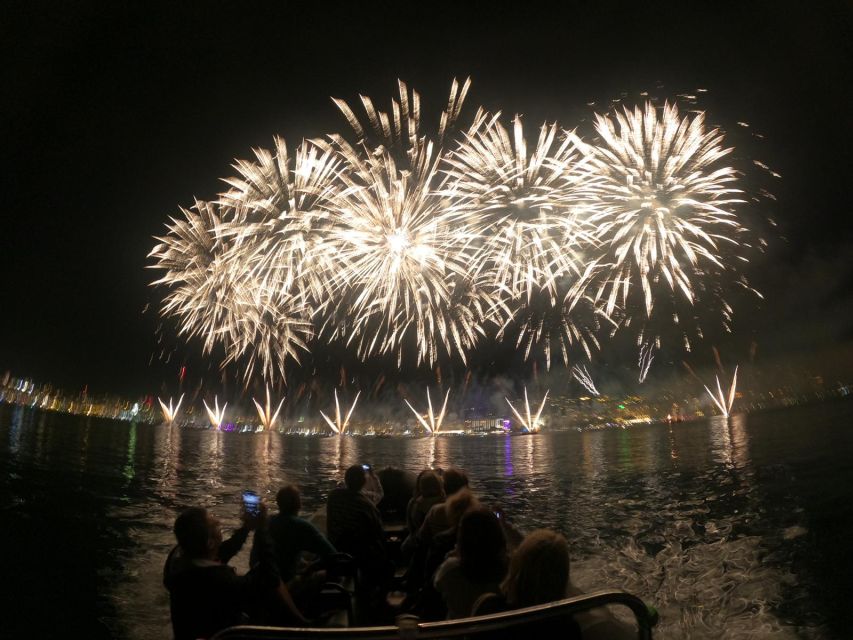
[
  {"left": 276, "top": 485, "right": 301, "bottom": 516},
  {"left": 445, "top": 487, "right": 479, "bottom": 528},
  {"left": 413, "top": 469, "right": 431, "bottom": 498},
  {"left": 418, "top": 471, "right": 444, "bottom": 500},
  {"left": 344, "top": 464, "right": 367, "bottom": 491},
  {"left": 442, "top": 467, "right": 469, "bottom": 497},
  {"left": 457, "top": 508, "right": 508, "bottom": 583},
  {"left": 501, "top": 529, "right": 570, "bottom": 608},
  {"left": 174, "top": 507, "right": 212, "bottom": 559}
]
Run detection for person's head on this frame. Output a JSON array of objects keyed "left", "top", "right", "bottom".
[
  {"left": 457, "top": 508, "right": 508, "bottom": 582},
  {"left": 173, "top": 507, "right": 222, "bottom": 560},
  {"left": 414, "top": 469, "right": 431, "bottom": 498},
  {"left": 344, "top": 464, "right": 367, "bottom": 492},
  {"left": 418, "top": 471, "right": 444, "bottom": 500},
  {"left": 276, "top": 485, "right": 301, "bottom": 516},
  {"left": 442, "top": 467, "right": 469, "bottom": 497},
  {"left": 445, "top": 487, "right": 479, "bottom": 528},
  {"left": 502, "top": 529, "right": 570, "bottom": 608}
]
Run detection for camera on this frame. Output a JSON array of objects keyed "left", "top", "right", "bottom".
[{"left": 242, "top": 490, "right": 260, "bottom": 516}]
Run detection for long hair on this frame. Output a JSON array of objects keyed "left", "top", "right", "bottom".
[
  {"left": 457, "top": 508, "right": 508, "bottom": 583},
  {"left": 501, "top": 529, "right": 570, "bottom": 608}
]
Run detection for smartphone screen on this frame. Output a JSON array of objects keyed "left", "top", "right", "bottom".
[{"left": 242, "top": 490, "right": 260, "bottom": 516}]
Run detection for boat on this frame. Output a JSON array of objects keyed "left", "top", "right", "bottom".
[{"left": 212, "top": 590, "right": 657, "bottom": 638}]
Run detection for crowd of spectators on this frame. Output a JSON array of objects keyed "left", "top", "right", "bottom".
[{"left": 163, "top": 463, "right": 639, "bottom": 639}]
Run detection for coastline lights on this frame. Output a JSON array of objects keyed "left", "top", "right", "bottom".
[
  {"left": 252, "top": 385, "right": 285, "bottom": 431},
  {"left": 203, "top": 396, "right": 227, "bottom": 430},
  {"left": 404, "top": 388, "right": 451, "bottom": 436},
  {"left": 319, "top": 389, "right": 360, "bottom": 435},
  {"left": 704, "top": 365, "right": 738, "bottom": 418},
  {"left": 505, "top": 387, "right": 549, "bottom": 433},
  {"left": 158, "top": 394, "right": 184, "bottom": 424}
]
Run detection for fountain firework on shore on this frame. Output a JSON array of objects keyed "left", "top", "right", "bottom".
[
  {"left": 404, "top": 388, "right": 450, "bottom": 436},
  {"left": 319, "top": 389, "right": 360, "bottom": 435},
  {"left": 505, "top": 387, "right": 549, "bottom": 433},
  {"left": 704, "top": 366, "right": 739, "bottom": 418},
  {"left": 253, "top": 386, "right": 284, "bottom": 431},
  {"left": 203, "top": 396, "right": 227, "bottom": 430},
  {"left": 157, "top": 395, "right": 183, "bottom": 424}
]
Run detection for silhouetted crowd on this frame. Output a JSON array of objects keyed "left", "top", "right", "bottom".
[{"left": 164, "top": 464, "right": 638, "bottom": 639}]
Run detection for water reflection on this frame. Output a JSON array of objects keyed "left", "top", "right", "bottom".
[{"left": 1, "top": 403, "right": 848, "bottom": 639}]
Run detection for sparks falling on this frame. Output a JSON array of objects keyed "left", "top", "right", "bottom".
[
  {"left": 404, "top": 388, "right": 450, "bottom": 436},
  {"left": 505, "top": 387, "right": 549, "bottom": 433},
  {"left": 572, "top": 364, "right": 600, "bottom": 396}
]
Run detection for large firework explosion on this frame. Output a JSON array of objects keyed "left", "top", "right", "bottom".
[{"left": 149, "top": 80, "right": 761, "bottom": 383}]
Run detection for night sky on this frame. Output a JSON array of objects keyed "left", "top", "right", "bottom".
[{"left": 2, "top": 1, "right": 852, "bottom": 397}]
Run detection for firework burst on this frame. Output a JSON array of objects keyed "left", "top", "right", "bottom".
[{"left": 586, "top": 101, "right": 750, "bottom": 351}]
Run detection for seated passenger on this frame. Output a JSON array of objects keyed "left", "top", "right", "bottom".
[
  {"left": 266, "top": 485, "right": 336, "bottom": 583},
  {"left": 406, "top": 470, "right": 445, "bottom": 535},
  {"left": 163, "top": 503, "right": 292, "bottom": 640},
  {"left": 475, "top": 529, "right": 635, "bottom": 639},
  {"left": 326, "top": 464, "right": 392, "bottom": 589},
  {"left": 434, "top": 508, "right": 508, "bottom": 619}
]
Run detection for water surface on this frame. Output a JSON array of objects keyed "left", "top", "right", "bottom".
[{"left": 2, "top": 400, "right": 852, "bottom": 638}]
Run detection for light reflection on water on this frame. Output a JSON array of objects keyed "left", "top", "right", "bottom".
[{"left": 2, "top": 401, "right": 852, "bottom": 639}]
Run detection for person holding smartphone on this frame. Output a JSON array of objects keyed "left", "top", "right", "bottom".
[
  {"left": 326, "top": 465, "right": 393, "bottom": 601},
  {"left": 163, "top": 496, "right": 305, "bottom": 640}
]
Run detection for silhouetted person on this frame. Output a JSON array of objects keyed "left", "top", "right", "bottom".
[
  {"left": 406, "top": 470, "right": 445, "bottom": 536},
  {"left": 163, "top": 504, "right": 280, "bottom": 640},
  {"left": 266, "top": 485, "right": 336, "bottom": 583},
  {"left": 435, "top": 508, "right": 508, "bottom": 618},
  {"left": 326, "top": 465, "right": 391, "bottom": 590}
]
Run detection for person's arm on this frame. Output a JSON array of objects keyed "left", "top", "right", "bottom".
[
  {"left": 217, "top": 526, "right": 250, "bottom": 564},
  {"left": 302, "top": 519, "right": 336, "bottom": 557}
]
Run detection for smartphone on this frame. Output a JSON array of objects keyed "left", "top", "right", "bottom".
[{"left": 242, "top": 490, "right": 260, "bottom": 517}]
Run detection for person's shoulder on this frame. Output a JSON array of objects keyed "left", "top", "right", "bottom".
[{"left": 434, "top": 555, "right": 462, "bottom": 587}]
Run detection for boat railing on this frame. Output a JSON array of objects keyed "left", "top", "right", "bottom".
[{"left": 212, "top": 588, "right": 656, "bottom": 639}]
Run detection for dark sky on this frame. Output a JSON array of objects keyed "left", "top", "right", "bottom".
[{"left": 2, "top": 0, "right": 852, "bottom": 397}]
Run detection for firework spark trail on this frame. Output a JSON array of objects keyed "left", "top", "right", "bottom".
[
  {"left": 158, "top": 394, "right": 184, "bottom": 424},
  {"left": 586, "top": 102, "right": 750, "bottom": 350},
  {"left": 704, "top": 365, "right": 738, "bottom": 417},
  {"left": 253, "top": 385, "right": 285, "bottom": 431},
  {"left": 572, "top": 364, "right": 600, "bottom": 396},
  {"left": 638, "top": 342, "right": 655, "bottom": 383},
  {"left": 319, "top": 389, "right": 361, "bottom": 435},
  {"left": 203, "top": 396, "right": 227, "bottom": 429},
  {"left": 404, "top": 388, "right": 450, "bottom": 435},
  {"left": 505, "top": 387, "right": 549, "bottom": 432}
]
